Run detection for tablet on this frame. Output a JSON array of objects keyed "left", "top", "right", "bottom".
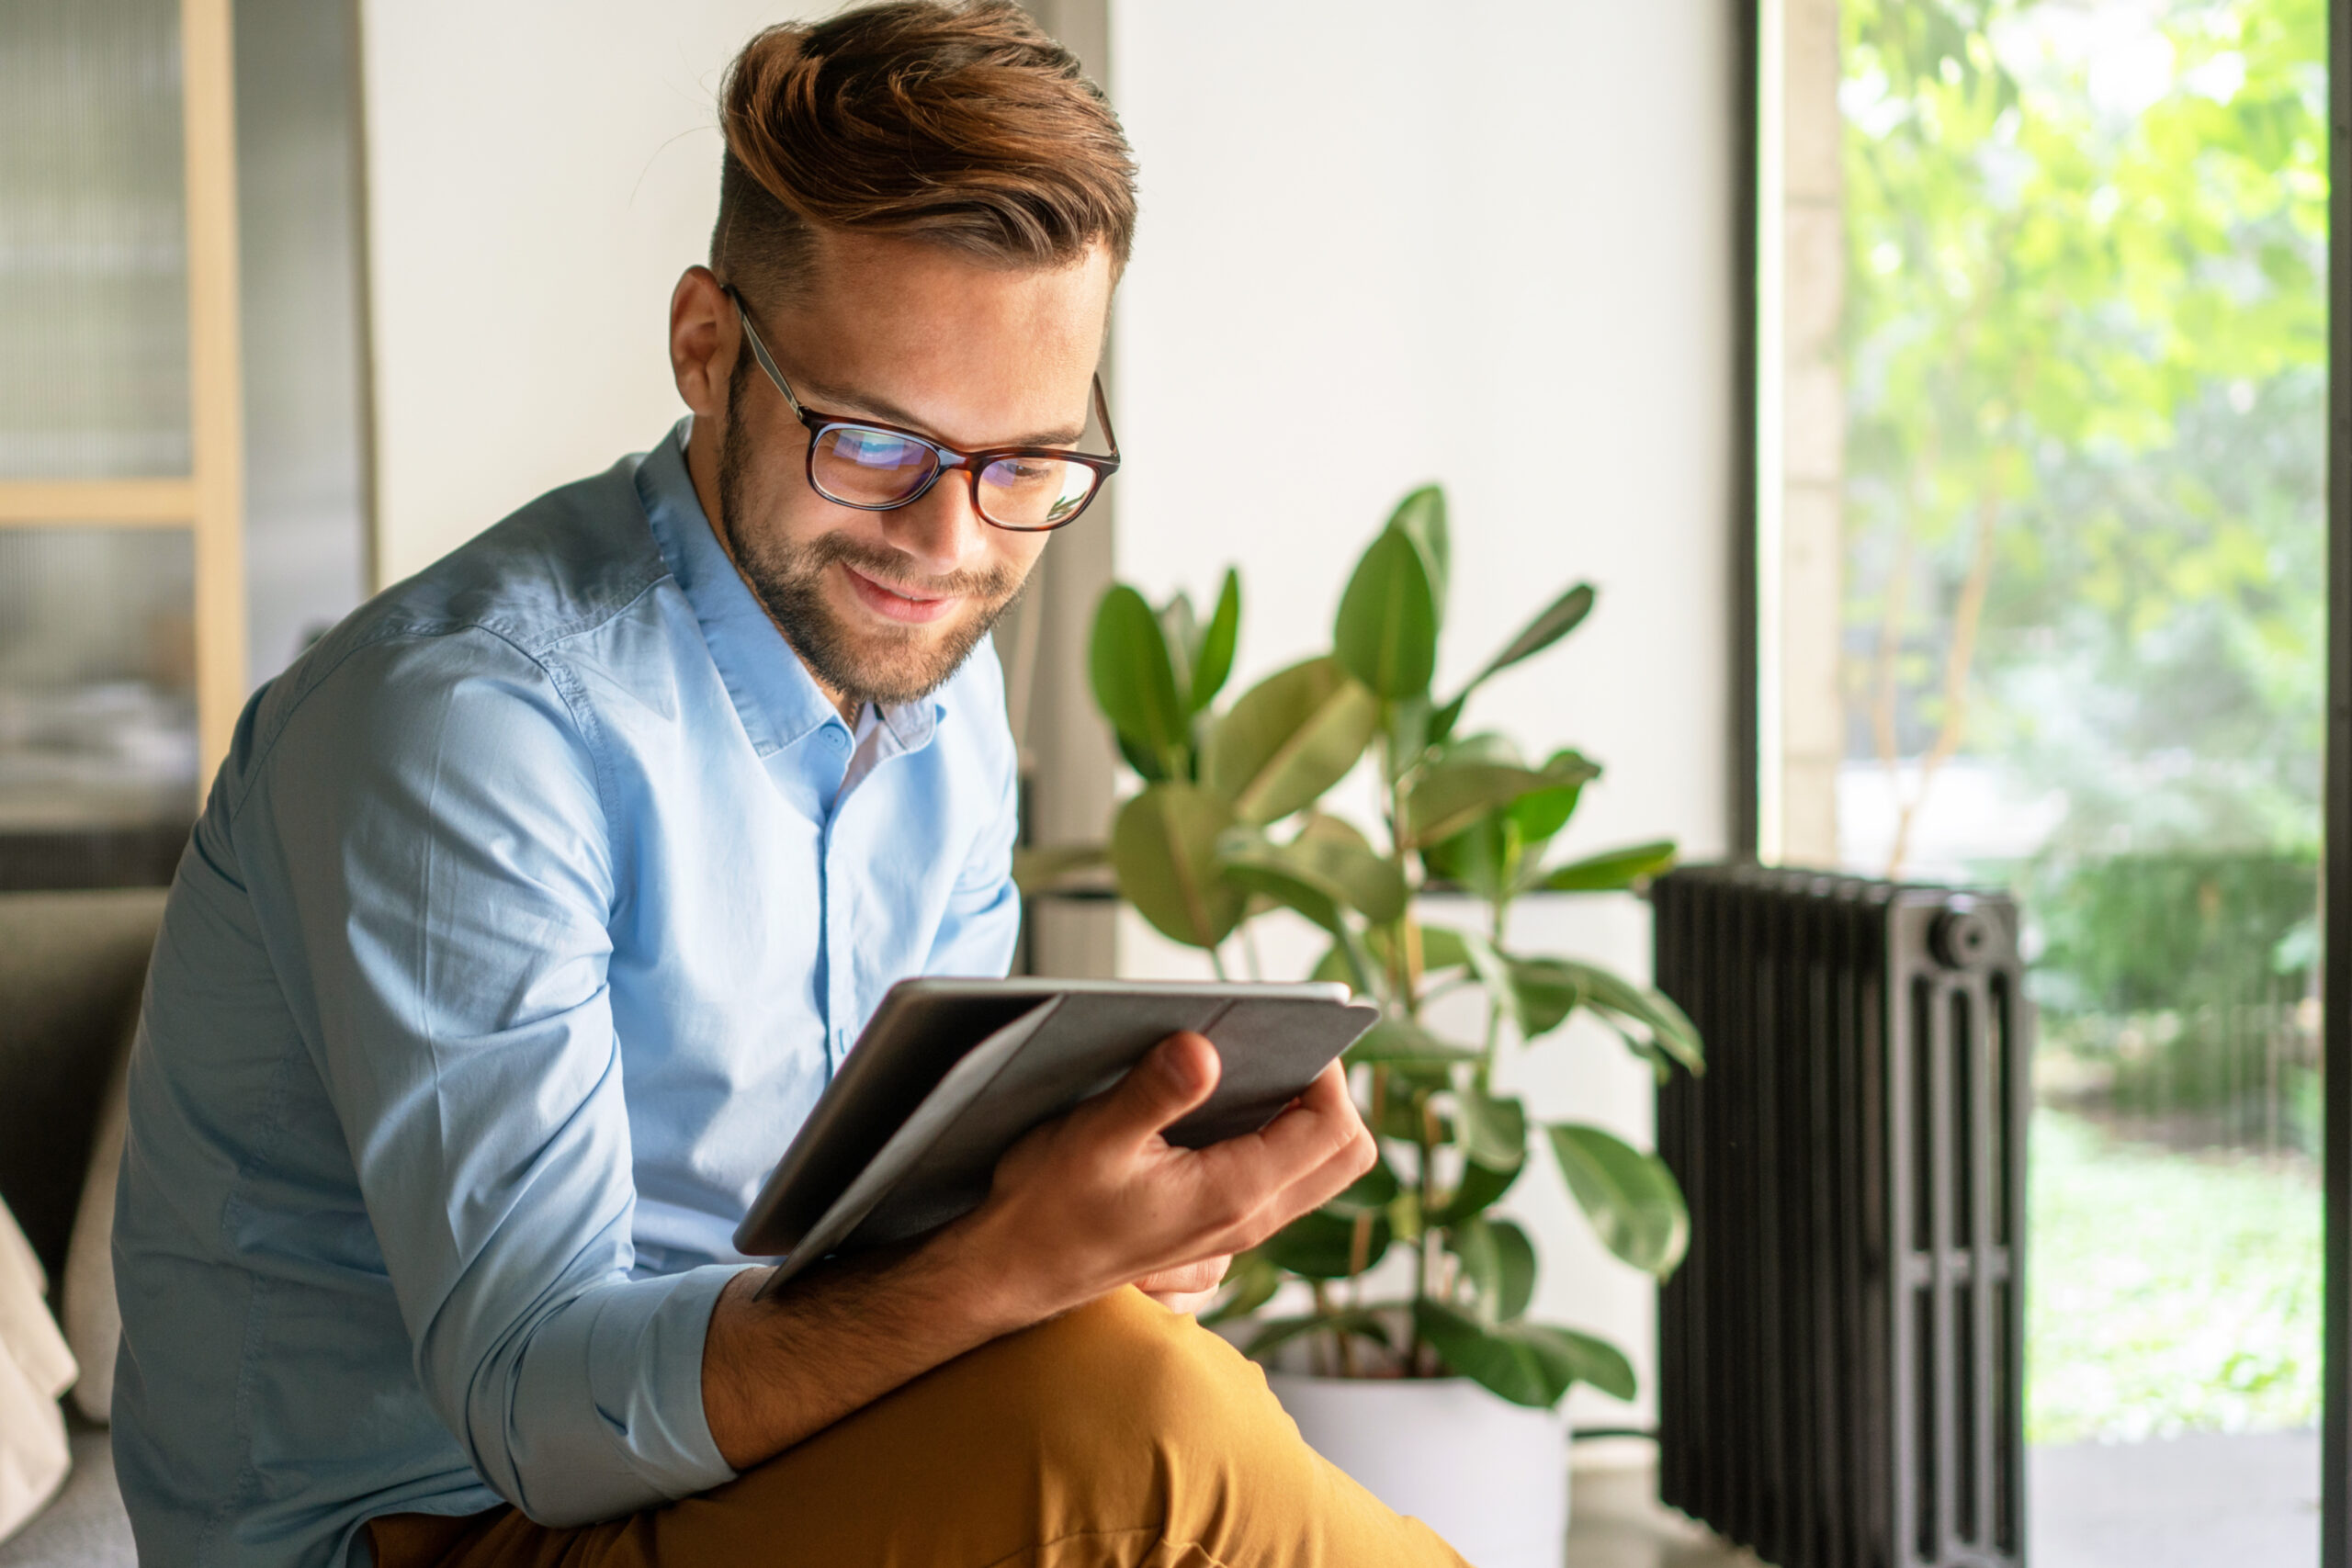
[{"left": 733, "top": 977, "right": 1380, "bottom": 1292}]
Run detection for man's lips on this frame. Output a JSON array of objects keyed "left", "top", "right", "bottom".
[{"left": 840, "top": 562, "right": 961, "bottom": 625}]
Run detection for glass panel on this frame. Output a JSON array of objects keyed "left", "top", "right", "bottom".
[
  {"left": 234, "top": 0, "right": 369, "bottom": 682},
  {"left": 0, "top": 0, "right": 191, "bottom": 479},
  {"left": 1829, "top": 1, "right": 2325, "bottom": 1562},
  {"left": 0, "top": 527, "right": 198, "bottom": 837}
]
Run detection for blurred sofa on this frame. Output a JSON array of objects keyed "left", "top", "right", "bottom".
[{"left": 0, "top": 888, "right": 164, "bottom": 1568}]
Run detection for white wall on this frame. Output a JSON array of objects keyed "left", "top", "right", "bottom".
[
  {"left": 358, "top": 0, "right": 822, "bottom": 583},
  {"left": 1108, "top": 0, "right": 1735, "bottom": 1430}
]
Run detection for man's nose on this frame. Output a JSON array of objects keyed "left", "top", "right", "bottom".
[{"left": 880, "top": 469, "right": 992, "bottom": 580}]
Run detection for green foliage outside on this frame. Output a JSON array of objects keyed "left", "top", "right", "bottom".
[
  {"left": 2030, "top": 1111, "right": 2319, "bottom": 1442},
  {"left": 1842, "top": 0, "right": 2327, "bottom": 1439},
  {"left": 1844, "top": 0, "right": 2327, "bottom": 836},
  {"left": 1021, "top": 488, "right": 1698, "bottom": 1410}
]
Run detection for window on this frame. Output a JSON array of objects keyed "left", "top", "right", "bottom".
[{"left": 1757, "top": 0, "right": 2330, "bottom": 1555}]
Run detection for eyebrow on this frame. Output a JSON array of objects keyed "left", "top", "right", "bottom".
[{"left": 791, "top": 374, "right": 1089, "bottom": 450}]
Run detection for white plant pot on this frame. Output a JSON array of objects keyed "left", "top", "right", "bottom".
[{"left": 1269, "top": 1371, "right": 1567, "bottom": 1567}]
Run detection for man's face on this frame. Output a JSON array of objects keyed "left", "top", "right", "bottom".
[{"left": 674, "top": 231, "right": 1113, "bottom": 710}]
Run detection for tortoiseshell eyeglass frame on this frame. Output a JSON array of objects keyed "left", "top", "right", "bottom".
[{"left": 723, "top": 283, "right": 1120, "bottom": 533}]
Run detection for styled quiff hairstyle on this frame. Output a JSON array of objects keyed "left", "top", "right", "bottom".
[{"left": 712, "top": 1, "right": 1137, "bottom": 304}]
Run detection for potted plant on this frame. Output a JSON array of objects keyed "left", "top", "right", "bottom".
[{"left": 1016, "top": 486, "right": 1701, "bottom": 1565}]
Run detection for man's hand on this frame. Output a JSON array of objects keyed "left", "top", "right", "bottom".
[
  {"left": 1136, "top": 1254, "right": 1231, "bottom": 1314},
  {"left": 701, "top": 1032, "right": 1373, "bottom": 1471},
  {"left": 959, "top": 1032, "right": 1374, "bottom": 1325}
]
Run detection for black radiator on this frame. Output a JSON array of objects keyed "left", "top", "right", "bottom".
[{"left": 1652, "top": 866, "right": 2030, "bottom": 1568}]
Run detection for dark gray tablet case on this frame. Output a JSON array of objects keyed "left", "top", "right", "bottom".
[{"left": 733, "top": 977, "right": 1379, "bottom": 1292}]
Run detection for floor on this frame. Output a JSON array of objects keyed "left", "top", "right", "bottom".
[
  {"left": 2029, "top": 1428, "right": 2319, "bottom": 1568},
  {"left": 1564, "top": 1445, "right": 1758, "bottom": 1568},
  {"left": 1563, "top": 1430, "right": 2322, "bottom": 1568},
  {"left": 4, "top": 1425, "right": 2320, "bottom": 1568}
]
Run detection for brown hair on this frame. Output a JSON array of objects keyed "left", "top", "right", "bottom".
[{"left": 712, "top": 1, "right": 1137, "bottom": 302}]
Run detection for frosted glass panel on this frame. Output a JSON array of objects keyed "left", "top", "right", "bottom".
[
  {"left": 0, "top": 0, "right": 191, "bottom": 479},
  {"left": 0, "top": 528, "right": 198, "bottom": 830}
]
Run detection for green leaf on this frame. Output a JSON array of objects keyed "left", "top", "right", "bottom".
[
  {"left": 1328, "top": 1154, "right": 1403, "bottom": 1217},
  {"left": 1433, "top": 1150, "right": 1523, "bottom": 1225},
  {"left": 1448, "top": 1214, "right": 1539, "bottom": 1323},
  {"left": 1344, "top": 1018, "right": 1479, "bottom": 1068},
  {"left": 1421, "top": 813, "right": 1521, "bottom": 903},
  {"left": 1535, "top": 960, "right": 1703, "bottom": 1074},
  {"left": 1507, "top": 750, "right": 1594, "bottom": 845},
  {"left": 1011, "top": 841, "right": 1107, "bottom": 894},
  {"left": 1110, "top": 783, "right": 1247, "bottom": 948},
  {"left": 1539, "top": 839, "right": 1679, "bottom": 893},
  {"left": 1245, "top": 1306, "right": 1393, "bottom": 1361},
  {"left": 1405, "top": 753, "right": 1601, "bottom": 847},
  {"left": 1413, "top": 923, "right": 1475, "bottom": 975},
  {"left": 1472, "top": 582, "right": 1596, "bottom": 689},
  {"left": 1333, "top": 527, "right": 1440, "bottom": 700},
  {"left": 1517, "top": 1322, "right": 1637, "bottom": 1403},
  {"left": 1503, "top": 955, "right": 1586, "bottom": 1043},
  {"left": 1385, "top": 1186, "right": 1424, "bottom": 1243},
  {"left": 1424, "top": 583, "right": 1596, "bottom": 739},
  {"left": 1425, "top": 690, "right": 1469, "bottom": 748},
  {"left": 1433, "top": 729, "right": 1523, "bottom": 766},
  {"left": 1190, "top": 568, "right": 1241, "bottom": 712},
  {"left": 1216, "top": 844, "right": 1342, "bottom": 934},
  {"left": 1385, "top": 694, "right": 1433, "bottom": 780},
  {"left": 1157, "top": 592, "right": 1199, "bottom": 710},
  {"left": 1455, "top": 1088, "right": 1527, "bottom": 1172},
  {"left": 1200, "top": 1250, "right": 1282, "bottom": 1327},
  {"left": 1412, "top": 1301, "right": 1630, "bottom": 1408},
  {"left": 1263, "top": 1206, "right": 1392, "bottom": 1280},
  {"left": 1386, "top": 484, "right": 1450, "bottom": 609},
  {"left": 1218, "top": 827, "right": 1408, "bottom": 925},
  {"left": 1206, "top": 657, "right": 1379, "bottom": 825},
  {"left": 1115, "top": 729, "right": 1170, "bottom": 784},
  {"left": 1547, "top": 1122, "right": 1690, "bottom": 1277},
  {"left": 1090, "top": 585, "right": 1188, "bottom": 763}
]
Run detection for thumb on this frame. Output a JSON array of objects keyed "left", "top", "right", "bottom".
[{"left": 1087, "top": 1032, "right": 1222, "bottom": 1149}]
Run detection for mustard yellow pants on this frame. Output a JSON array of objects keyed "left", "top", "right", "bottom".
[{"left": 368, "top": 1287, "right": 1470, "bottom": 1568}]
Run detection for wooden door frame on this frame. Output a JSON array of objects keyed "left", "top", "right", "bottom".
[{"left": 0, "top": 0, "right": 245, "bottom": 786}]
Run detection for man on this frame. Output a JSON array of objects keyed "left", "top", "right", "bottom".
[{"left": 111, "top": 5, "right": 1468, "bottom": 1565}]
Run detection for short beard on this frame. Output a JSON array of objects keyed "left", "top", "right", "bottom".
[{"left": 715, "top": 356, "right": 1024, "bottom": 709}]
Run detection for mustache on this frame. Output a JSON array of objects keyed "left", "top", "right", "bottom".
[{"left": 795, "top": 530, "right": 1020, "bottom": 603}]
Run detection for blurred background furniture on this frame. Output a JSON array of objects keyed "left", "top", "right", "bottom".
[{"left": 0, "top": 889, "right": 164, "bottom": 1568}]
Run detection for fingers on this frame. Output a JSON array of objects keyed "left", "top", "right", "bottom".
[
  {"left": 1074, "top": 1032, "right": 1223, "bottom": 1152},
  {"left": 1188, "top": 1060, "right": 1367, "bottom": 1197},
  {"left": 1143, "top": 1284, "right": 1225, "bottom": 1315},
  {"left": 1264, "top": 1121, "right": 1379, "bottom": 1232},
  {"left": 1134, "top": 1255, "right": 1231, "bottom": 1297}
]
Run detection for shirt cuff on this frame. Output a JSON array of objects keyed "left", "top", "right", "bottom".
[{"left": 505, "top": 1262, "right": 745, "bottom": 1524}]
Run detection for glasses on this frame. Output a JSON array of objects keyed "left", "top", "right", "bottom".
[{"left": 725, "top": 286, "right": 1119, "bottom": 532}]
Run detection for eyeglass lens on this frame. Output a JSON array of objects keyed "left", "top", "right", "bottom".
[{"left": 808, "top": 425, "right": 1097, "bottom": 530}]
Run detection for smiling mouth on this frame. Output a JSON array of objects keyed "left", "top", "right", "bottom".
[{"left": 841, "top": 562, "right": 961, "bottom": 626}]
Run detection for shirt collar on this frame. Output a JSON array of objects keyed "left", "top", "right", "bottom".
[{"left": 636, "top": 419, "right": 940, "bottom": 760}]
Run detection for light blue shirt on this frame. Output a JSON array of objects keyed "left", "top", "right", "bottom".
[{"left": 110, "top": 423, "right": 1023, "bottom": 1567}]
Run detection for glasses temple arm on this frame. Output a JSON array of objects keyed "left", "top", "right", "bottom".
[
  {"left": 1091, "top": 373, "right": 1121, "bottom": 460},
  {"left": 725, "top": 286, "right": 811, "bottom": 422}
]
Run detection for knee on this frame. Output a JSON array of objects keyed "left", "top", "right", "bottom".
[{"left": 993, "top": 1288, "right": 1294, "bottom": 1468}]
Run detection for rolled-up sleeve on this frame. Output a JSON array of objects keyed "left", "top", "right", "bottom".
[{"left": 235, "top": 626, "right": 740, "bottom": 1525}]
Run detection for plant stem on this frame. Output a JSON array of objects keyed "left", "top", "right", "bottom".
[
  {"left": 1408, "top": 1087, "right": 1434, "bottom": 1375},
  {"left": 1206, "top": 943, "right": 1230, "bottom": 982}
]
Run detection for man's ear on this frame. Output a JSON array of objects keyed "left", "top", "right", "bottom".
[{"left": 670, "top": 265, "right": 735, "bottom": 420}]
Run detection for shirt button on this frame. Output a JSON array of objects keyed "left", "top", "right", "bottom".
[{"left": 822, "top": 727, "right": 847, "bottom": 750}]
